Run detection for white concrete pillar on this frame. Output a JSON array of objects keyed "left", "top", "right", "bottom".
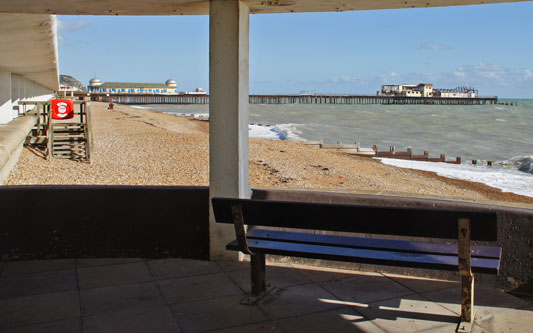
[
  {"left": 209, "top": 0, "right": 251, "bottom": 259},
  {"left": 0, "top": 72, "right": 13, "bottom": 124}
]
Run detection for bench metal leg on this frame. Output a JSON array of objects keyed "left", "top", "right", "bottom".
[
  {"left": 251, "top": 252, "right": 266, "bottom": 296},
  {"left": 457, "top": 218, "right": 474, "bottom": 333}
]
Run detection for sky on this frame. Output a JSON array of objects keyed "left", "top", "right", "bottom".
[{"left": 58, "top": 1, "right": 533, "bottom": 98}]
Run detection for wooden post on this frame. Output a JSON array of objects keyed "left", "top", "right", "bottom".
[
  {"left": 487, "top": 161, "right": 492, "bottom": 167},
  {"left": 407, "top": 148, "right": 412, "bottom": 159},
  {"left": 251, "top": 252, "right": 266, "bottom": 296},
  {"left": 46, "top": 103, "right": 52, "bottom": 160},
  {"left": 458, "top": 218, "right": 475, "bottom": 331},
  {"left": 85, "top": 101, "right": 93, "bottom": 163},
  {"left": 440, "top": 154, "right": 445, "bottom": 162},
  {"left": 230, "top": 204, "right": 252, "bottom": 255},
  {"left": 36, "top": 103, "right": 42, "bottom": 136},
  {"left": 457, "top": 157, "right": 462, "bottom": 164},
  {"left": 472, "top": 160, "right": 477, "bottom": 165}
]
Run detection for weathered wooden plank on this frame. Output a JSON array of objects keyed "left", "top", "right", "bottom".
[
  {"left": 226, "top": 239, "right": 500, "bottom": 274},
  {"left": 212, "top": 198, "right": 498, "bottom": 241},
  {"left": 247, "top": 229, "right": 501, "bottom": 259}
]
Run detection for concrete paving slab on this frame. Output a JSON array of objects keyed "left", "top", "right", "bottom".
[
  {"left": 227, "top": 264, "right": 312, "bottom": 293},
  {"left": 1, "top": 259, "right": 75, "bottom": 275},
  {"left": 320, "top": 273, "right": 414, "bottom": 304},
  {"left": 158, "top": 272, "right": 243, "bottom": 305},
  {"left": 292, "top": 263, "right": 361, "bottom": 283},
  {"left": 0, "top": 318, "right": 82, "bottom": 333},
  {"left": 0, "top": 269, "right": 77, "bottom": 299},
  {"left": 148, "top": 259, "right": 221, "bottom": 280},
  {"left": 258, "top": 283, "right": 343, "bottom": 320},
  {"left": 471, "top": 306, "right": 533, "bottom": 333},
  {"left": 215, "top": 260, "right": 250, "bottom": 273},
  {"left": 0, "top": 291, "right": 80, "bottom": 330},
  {"left": 77, "top": 262, "right": 152, "bottom": 289},
  {"left": 84, "top": 306, "right": 180, "bottom": 333},
  {"left": 276, "top": 307, "right": 386, "bottom": 333},
  {"left": 355, "top": 294, "right": 459, "bottom": 332},
  {"left": 171, "top": 295, "right": 267, "bottom": 333},
  {"left": 209, "top": 321, "right": 284, "bottom": 333},
  {"left": 422, "top": 283, "right": 530, "bottom": 315},
  {"left": 384, "top": 273, "right": 458, "bottom": 294},
  {"left": 77, "top": 258, "right": 143, "bottom": 268},
  {"left": 80, "top": 281, "right": 166, "bottom": 316}
]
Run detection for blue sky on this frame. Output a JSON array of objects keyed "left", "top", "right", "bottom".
[{"left": 58, "top": 2, "right": 533, "bottom": 98}]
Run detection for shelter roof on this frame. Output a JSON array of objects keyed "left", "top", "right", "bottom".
[
  {"left": 0, "top": 14, "right": 59, "bottom": 90},
  {"left": 0, "top": 0, "right": 527, "bottom": 15}
]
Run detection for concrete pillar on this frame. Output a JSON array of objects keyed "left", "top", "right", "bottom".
[
  {"left": 0, "top": 72, "right": 13, "bottom": 124},
  {"left": 208, "top": 0, "right": 251, "bottom": 259}
]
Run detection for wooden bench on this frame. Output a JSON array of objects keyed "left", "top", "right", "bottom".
[{"left": 212, "top": 197, "right": 501, "bottom": 330}]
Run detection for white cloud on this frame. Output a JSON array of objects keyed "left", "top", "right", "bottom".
[
  {"left": 332, "top": 75, "right": 358, "bottom": 83},
  {"left": 340, "top": 74, "right": 352, "bottom": 82},
  {"left": 57, "top": 19, "right": 89, "bottom": 32},
  {"left": 446, "top": 63, "right": 533, "bottom": 87},
  {"left": 419, "top": 42, "right": 453, "bottom": 51},
  {"left": 58, "top": 35, "right": 67, "bottom": 46}
]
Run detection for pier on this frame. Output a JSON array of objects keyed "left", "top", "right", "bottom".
[{"left": 81, "top": 92, "right": 498, "bottom": 105}]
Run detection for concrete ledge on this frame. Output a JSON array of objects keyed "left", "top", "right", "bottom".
[{"left": 0, "top": 115, "right": 37, "bottom": 184}]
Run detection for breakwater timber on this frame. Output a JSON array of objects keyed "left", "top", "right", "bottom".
[
  {"left": 84, "top": 93, "right": 498, "bottom": 105},
  {"left": 302, "top": 140, "right": 497, "bottom": 167}
]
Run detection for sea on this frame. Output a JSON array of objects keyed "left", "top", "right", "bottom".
[{"left": 131, "top": 99, "right": 533, "bottom": 198}]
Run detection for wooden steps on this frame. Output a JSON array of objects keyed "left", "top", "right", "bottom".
[{"left": 50, "top": 122, "right": 90, "bottom": 160}]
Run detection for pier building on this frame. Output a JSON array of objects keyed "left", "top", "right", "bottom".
[
  {"left": 381, "top": 83, "right": 478, "bottom": 98},
  {"left": 87, "top": 78, "right": 179, "bottom": 95},
  {"left": 381, "top": 83, "right": 434, "bottom": 97}
]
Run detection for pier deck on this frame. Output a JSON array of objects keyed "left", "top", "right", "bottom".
[{"left": 81, "top": 93, "right": 497, "bottom": 106}]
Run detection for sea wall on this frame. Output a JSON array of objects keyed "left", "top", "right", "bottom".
[
  {"left": 0, "top": 186, "right": 210, "bottom": 260},
  {"left": 0, "top": 185, "right": 530, "bottom": 290}
]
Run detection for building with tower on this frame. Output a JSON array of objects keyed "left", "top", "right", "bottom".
[{"left": 87, "top": 78, "right": 179, "bottom": 95}]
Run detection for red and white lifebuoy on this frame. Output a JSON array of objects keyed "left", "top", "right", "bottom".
[{"left": 51, "top": 99, "right": 74, "bottom": 120}]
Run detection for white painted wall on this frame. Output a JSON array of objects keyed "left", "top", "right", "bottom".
[
  {"left": 0, "top": 72, "right": 12, "bottom": 124},
  {"left": 1, "top": 74, "right": 54, "bottom": 124}
]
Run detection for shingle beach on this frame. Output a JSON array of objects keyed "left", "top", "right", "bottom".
[{"left": 7, "top": 102, "right": 533, "bottom": 205}]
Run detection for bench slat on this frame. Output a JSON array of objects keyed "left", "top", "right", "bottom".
[
  {"left": 247, "top": 229, "right": 502, "bottom": 259},
  {"left": 212, "top": 198, "right": 498, "bottom": 241},
  {"left": 227, "top": 239, "right": 500, "bottom": 274}
]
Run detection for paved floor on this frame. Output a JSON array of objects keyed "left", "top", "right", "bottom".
[{"left": 0, "top": 258, "right": 530, "bottom": 332}]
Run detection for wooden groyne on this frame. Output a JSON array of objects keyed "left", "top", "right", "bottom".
[
  {"left": 81, "top": 92, "right": 498, "bottom": 106},
  {"left": 303, "top": 141, "right": 494, "bottom": 166}
]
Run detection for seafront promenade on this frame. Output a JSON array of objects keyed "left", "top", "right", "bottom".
[{"left": 0, "top": 258, "right": 531, "bottom": 332}]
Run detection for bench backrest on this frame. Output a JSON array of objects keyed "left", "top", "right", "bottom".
[{"left": 211, "top": 197, "right": 498, "bottom": 241}]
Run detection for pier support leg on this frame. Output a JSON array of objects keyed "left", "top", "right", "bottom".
[{"left": 208, "top": 0, "right": 251, "bottom": 260}]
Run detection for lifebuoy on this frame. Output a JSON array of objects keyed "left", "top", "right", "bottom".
[{"left": 51, "top": 99, "right": 74, "bottom": 120}]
